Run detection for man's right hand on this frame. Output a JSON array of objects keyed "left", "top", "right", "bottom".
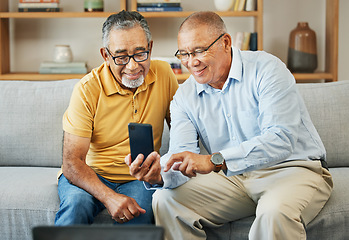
[
  {"left": 125, "top": 151, "right": 163, "bottom": 185},
  {"left": 103, "top": 191, "right": 146, "bottom": 223},
  {"left": 62, "top": 132, "right": 145, "bottom": 224}
]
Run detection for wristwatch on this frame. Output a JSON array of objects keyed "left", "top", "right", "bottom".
[{"left": 210, "top": 152, "right": 225, "bottom": 172}]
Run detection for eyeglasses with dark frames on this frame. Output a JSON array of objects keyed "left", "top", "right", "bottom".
[
  {"left": 105, "top": 47, "right": 150, "bottom": 65},
  {"left": 174, "top": 33, "right": 226, "bottom": 62}
]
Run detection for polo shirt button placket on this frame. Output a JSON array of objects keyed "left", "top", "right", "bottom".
[{"left": 132, "top": 95, "right": 140, "bottom": 122}]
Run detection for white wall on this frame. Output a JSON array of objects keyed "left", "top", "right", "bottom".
[{"left": 8, "top": 0, "right": 349, "bottom": 81}]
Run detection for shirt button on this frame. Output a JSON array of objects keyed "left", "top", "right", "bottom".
[
  {"left": 227, "top": 114, "right": 231, "bottom": 118},
  {"left": 232, "top": 136, "right": 236, "bottom": 141}
]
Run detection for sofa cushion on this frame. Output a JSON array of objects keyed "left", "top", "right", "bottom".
[
  {"left": 0, "top": 166, "right": 114, "bottom": 240},
  {"left": 0, "top": 167, "right": 60, "bottom": 240},
  {"left": 297, "top": 81, "right": 349, "bottom": 167},
  {"left": 0, "top": 79, "right": 79, "bottom": 167},
  {"left": 305, "top": 167, "right": 349, "bottom": 239}
]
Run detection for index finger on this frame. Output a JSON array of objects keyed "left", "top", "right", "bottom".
[
  {"left": 164, "top": 152, "right": 185, "bottom": 172},
  {"left": 127, "top": 199, "right": 146, "bottom": 219}
]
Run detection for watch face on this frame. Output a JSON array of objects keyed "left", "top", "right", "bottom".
[{"left": 211, "top": 153, "right": 224, "bottom": 165}]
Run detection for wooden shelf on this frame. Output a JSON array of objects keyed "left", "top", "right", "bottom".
[
  {"left": 178, "top": 72, "right": 334, "bottom": 84},
  {"left": 0, "top": 71, "right": 333, "bottom": 83},
  {"left": 0, "top": 0, "right": 263, "bottom": 82},
  {"left": 0, "top": 73, "right": 85, "bottom": 81},
  {"left": 0, "top": 12, "right": 117, "bottom": 18},
  {"left": 293, "top": 72, "right": 333, "bottom": 81},
  {"left": 0, "top": 72, "right": 191, "bottom": 83},
  {"left": 0, "top": 0, "right": 338, "bottom": 83},
  {"left": 136, "top": 11, "right": 259, "bottom": 18},
  {"left": 0, "top": 11, "right": 259, "bottom": 19}
]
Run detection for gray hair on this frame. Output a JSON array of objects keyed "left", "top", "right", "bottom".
[{"left": 102, "top": 10, "right": 152, "bottom": 48}]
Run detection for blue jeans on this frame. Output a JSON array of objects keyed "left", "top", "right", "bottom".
[{"left": 55, "top": 174, "right": 155, "bottom": 225}]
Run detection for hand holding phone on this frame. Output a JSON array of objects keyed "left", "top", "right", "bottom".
[{"left": 128, "top": 123, "right": 154, "bottom": 162}]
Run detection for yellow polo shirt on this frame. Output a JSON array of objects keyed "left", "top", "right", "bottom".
[{"left": 62, "top": 60, "right": 178, "bottom": 182}]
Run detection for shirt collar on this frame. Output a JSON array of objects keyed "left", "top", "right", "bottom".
[
  {"left": 99, "top": 61, "right": 156, "bottom": 96},
  {"left": 195, "top": 47, "right": 242, "bottom": 95},
  {"left": 229, "top": 47, "right": 242, "bottom": 83}
]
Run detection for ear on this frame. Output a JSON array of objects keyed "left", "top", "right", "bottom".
[
  {"left": 148, "top": 40, "right": 154, "bottom": 55},
  {"left": 100, "top": 47, "right": 111, "bottom": 66},
  {"left": 222, "top": 34, "right": 232, "bottom": 51}
]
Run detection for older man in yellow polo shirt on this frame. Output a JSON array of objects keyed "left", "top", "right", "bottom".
[{"left": 54, "top": 10, "right": 178, "bottom": 225}]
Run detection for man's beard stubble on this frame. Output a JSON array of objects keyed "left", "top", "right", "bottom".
[{"left": 122, "top": 75, "right": 144, "bottom": 89}]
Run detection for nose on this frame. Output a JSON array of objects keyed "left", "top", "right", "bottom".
[
  {"left": 186, "top": 54, "right": 200, "bottom": 68},
  {"left": 125, "top": 56, "right": 139, "bottom": 70}
]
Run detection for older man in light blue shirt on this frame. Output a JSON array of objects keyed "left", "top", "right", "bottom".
[
  {"left": 157, "top": 47, "right": 328, "bottom": 189},
  {"left": 126, "top": 11, "right": 333, "bottom": 240}
]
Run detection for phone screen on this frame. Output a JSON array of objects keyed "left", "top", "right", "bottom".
[{"left": 128, "top": 123, "right": 154, "bottom": 162}]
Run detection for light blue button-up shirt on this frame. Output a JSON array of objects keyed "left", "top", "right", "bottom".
[{"left": 157, "top": 47, "right": 325, "bottom": 189}]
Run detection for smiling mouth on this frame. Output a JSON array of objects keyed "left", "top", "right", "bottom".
[
  {"left": 192, "top": 67, "right": 207, "bottom": 76},
  {"left": 124, "top": 72, "right": 142, "bottom": 80}
]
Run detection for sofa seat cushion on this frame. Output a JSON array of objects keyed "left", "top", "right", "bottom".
[
  {"left": 0, "top": 167, "right": 60, "bottom": 240},
  {"left": 305, "top": 167, "right": 349, "bottom": 239},
  {"left": 0, "top": 167, "right": 113, "bottom": 240},
  {"left": 0, "top": 167, "right": 60, "bottom": 211}
]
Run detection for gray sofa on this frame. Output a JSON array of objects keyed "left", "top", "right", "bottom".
[{"left": 0, "top": 78, "right": 348, "bottom": 240}]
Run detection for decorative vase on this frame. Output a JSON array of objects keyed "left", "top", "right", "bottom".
[
  {"left": 287, "top": 22, "right": 317, "bottom": 73},
  {"left": 84, "top": 0, "right": 104, "bottom": 12},
  {"left": 213, "top": 0, "right": 234, "bottom": 11},
  {"left": 53, "top": 45, "right": 73, "bottom": 63}
]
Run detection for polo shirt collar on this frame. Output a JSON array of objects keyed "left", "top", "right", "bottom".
[
  {"left": 137, "top": 63, "right": 156, "bottom": 93},
  {"left": 195, "top": 47, "right": 242, "bottom": 95},
  {"left": 100, "top": 61, "right": 156, "bottom": 96}
]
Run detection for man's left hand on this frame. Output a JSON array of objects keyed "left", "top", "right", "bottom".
[{"left": 125, "top": 151, "right": 163, "bottom": 185}]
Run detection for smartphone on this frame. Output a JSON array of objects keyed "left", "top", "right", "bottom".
[{"left": 128, "top": 123, "right": 154, "bottom": 162}]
